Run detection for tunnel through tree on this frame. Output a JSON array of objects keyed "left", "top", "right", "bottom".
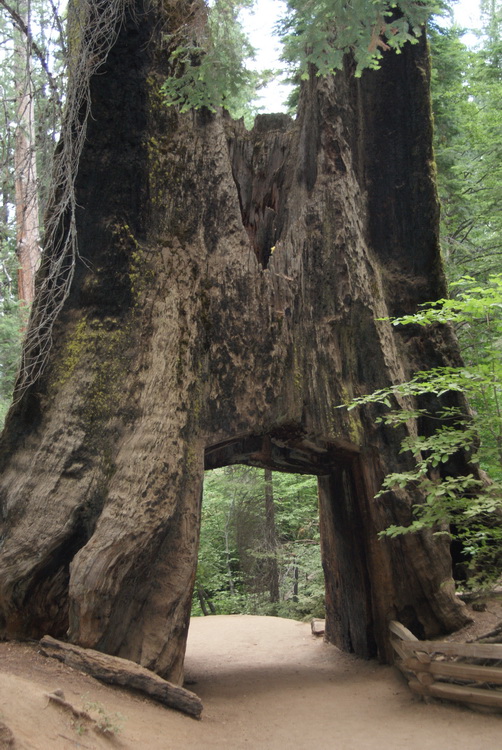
[{"left": 0, "top": 0, "right": 473, "bottom": 683}]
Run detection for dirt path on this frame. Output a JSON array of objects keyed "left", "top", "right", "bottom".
[{"left": 0, "top": 615, "right": 500, "bottom": 749}]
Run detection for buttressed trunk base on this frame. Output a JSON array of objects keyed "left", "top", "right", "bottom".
[{"left": 0, "top": 2, "right": 471, "bottom": 682}]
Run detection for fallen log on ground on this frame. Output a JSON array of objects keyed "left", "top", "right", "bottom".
[{"left": 39, "top": 635, "right": 203, "bottom": 719}]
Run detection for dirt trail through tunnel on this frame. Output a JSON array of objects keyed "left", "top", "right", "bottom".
[
  {"left": 183, "top": 615, "right": 501, "bottom": 750},
  {"left": 1, "top": 614, "right": 501, "bottom": 749}
]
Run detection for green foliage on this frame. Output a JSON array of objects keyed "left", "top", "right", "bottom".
[
  {"left": 162, "top": 0, "right": 439, "bottom": 120},
  {"left": 391, "top": 276, "right": 502, "bottom": 482},
  {"left": 279, "top": 0, "right": 436, "bottom": 79},
  {"left": 421, "top": 7, "right": 502, "bottom": 586},
  {"left": 194, "top": 466, "right": 324, "bottom": 619},
  {"left": 429, "top": 4, "right": 502, "bottom": 280},
  {"left": 83, "top": 697, "right": 124, "bottom": 736},
  {"left": 345, "top": 275, "right": 502, "bottom": 584},
  {"left": 241, "top": 541, "right": 325, "bottom": 620},
  {"left": 0, "top": 299, "right": 24, "bottom": 424},
  {"left": 0, "top": 231, "right": 24, "bottom": 427},
  {"left": 162, "top": 0, "right": 267, "bottom": 124}
]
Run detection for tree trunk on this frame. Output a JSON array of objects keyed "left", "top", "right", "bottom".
[
  {"left": 0, "top": 0, "right": 473, "bottom": 681},
  {"left": 264, "top": 468, "right": 279, "bottom": 604},
  {"left": 13, "top": 0, "right": 40, "bottom": 304},
  {"left": 224, "top": 503, "right": 236, "bottom": 597}
]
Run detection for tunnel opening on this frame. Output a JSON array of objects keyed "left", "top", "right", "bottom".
[
  {"left": 197, "top": 432, "right": 378, "bottom": 660},
  {"left": 195, "top": 464, "right": 323, "bottom": 621}
]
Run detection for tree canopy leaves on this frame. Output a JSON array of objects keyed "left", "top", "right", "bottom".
[
  {"left": 162, "top": 0, "right": 439, "bottom": 118},
  {"left": 161, "top": 0, "right": 267, "bottom": 123},
  {"left": 430, "top": 3, "right": 502, "bottom": 279},
  {"left": 279, "top": 0, "right": 435, "bottom": 78}
]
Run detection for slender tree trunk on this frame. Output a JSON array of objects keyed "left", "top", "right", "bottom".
[
  {"left": 224, "top": 502, "right": 236, "bottom": 597},
  {"left": 292, "top": 563, "right": 299, "bottom": 604},
  {"left": 264, "top": 468, "right": 279, "bottom": 604},
  {"left": 0, "top": 0, "right": 475, "bottom": 681},
  {"left": 196, "top": 586, "right": 215, "bottom": 617},
  {"left": 13, "top": 0, "right": 40, "bottom": 304}
]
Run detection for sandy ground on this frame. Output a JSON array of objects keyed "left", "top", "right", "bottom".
[{"left": 0, "top": 613, "right": 501, "bottom": 750}]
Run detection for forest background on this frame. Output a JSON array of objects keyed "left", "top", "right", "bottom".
[{"left": 0, "top": 0, "right": 500, "bottom": 620}]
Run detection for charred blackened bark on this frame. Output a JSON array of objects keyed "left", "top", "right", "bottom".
[{"left": 0, "top": 1, "right": 472, "bottom": 680}]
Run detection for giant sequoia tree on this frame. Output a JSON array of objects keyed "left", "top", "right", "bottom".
[{"left": 0, "top": 0, "right": 474, "bottom": 683}]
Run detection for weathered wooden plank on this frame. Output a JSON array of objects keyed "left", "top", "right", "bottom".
[
  {"left": 405, "top": 657, "right": 502, "bottom": 685},
  {"left": 394, "top": 661, "right": 415, "bottom": 679},
  {"left": 398, "top": 639, "right": 502, "bottom": 660},
  {"left": 416, "top": 671, "right": 435, "bottom": 686},
  {"left": 414, "top": 651, "right": 432, "bottom": 665},
  {"left": 408, "top": 678, "right": 502, "bottom": 711},
  {"left": 39, "top": 636, "right": 203, "bottom": 719},
  {"left": 408, "top": 679, "right": 431, "bottom": 698},
  {"left": 390, "top": 638, "right": 410, "bottom": 662},
  {"left": 389, "top": 621, "right": 419, "bottom": 641},
  {"left": 429, "top": 682, "right": 502, "bottom": 710}
]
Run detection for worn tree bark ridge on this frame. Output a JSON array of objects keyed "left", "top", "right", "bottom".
[{"left": 0, "top": 0, "right": 472, "bottom": 682}]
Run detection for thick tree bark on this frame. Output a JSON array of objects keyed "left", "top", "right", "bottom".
[{"left": 0, "top": 1, "right": 473, "bottom": 681}]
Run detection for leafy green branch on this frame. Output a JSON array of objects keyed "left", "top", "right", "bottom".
[
  {"left": 279, "top": 0, "right": 438, "bottom": 78},
  {"left": 161, "top": 1, "right": 441, "bottom": 121},
  {"left": 342, "top": 274, "right": 502, "bottom": 584},
  {"left": 162, "top": 0, "right": 269, "bottom": 124}
]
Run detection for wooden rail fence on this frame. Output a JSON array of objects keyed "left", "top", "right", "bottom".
[{"left": 389, "top": 620, "right": 502, "bottom": 712}]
